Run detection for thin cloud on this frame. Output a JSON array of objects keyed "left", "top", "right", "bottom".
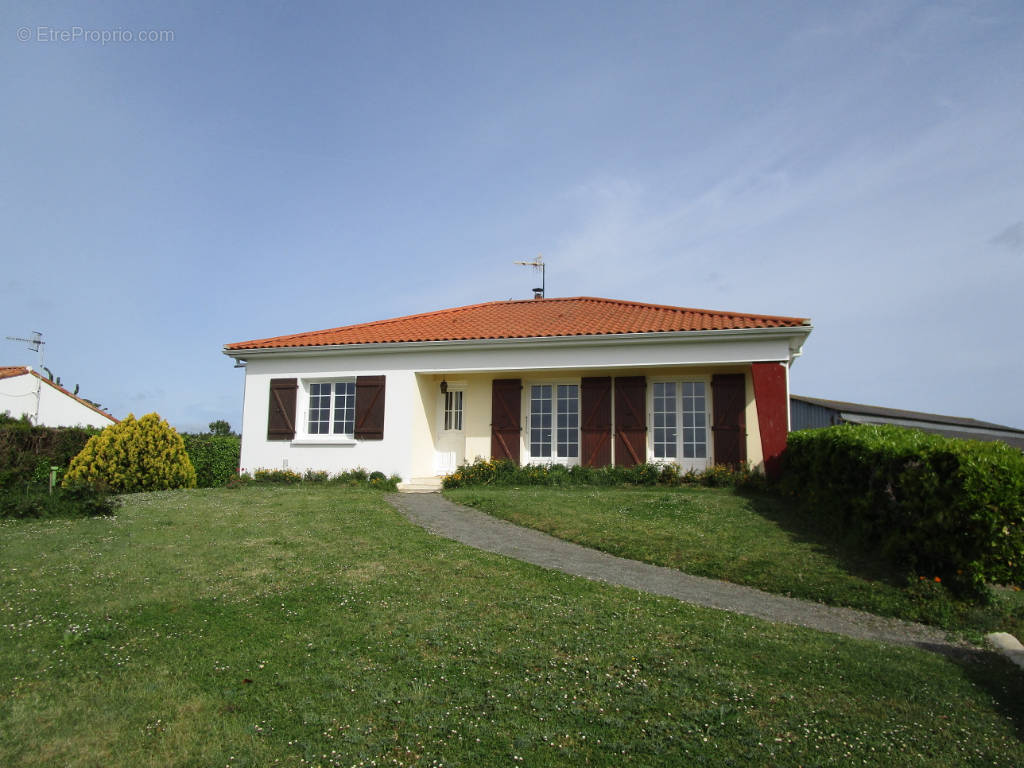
[{"left": 990, "top": 221, "right": 1024, "bottom": 252}]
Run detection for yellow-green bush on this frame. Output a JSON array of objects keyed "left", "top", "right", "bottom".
[{"left": 63, "top": 413, "right": 197, "bottom": 493}]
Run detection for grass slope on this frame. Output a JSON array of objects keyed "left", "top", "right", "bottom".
[
  {"left": 446, "top": 486, "right": 1024, "bottom": 639},
  {"left": 0, "top": 486, "right": 1021, "bottom": 767}
]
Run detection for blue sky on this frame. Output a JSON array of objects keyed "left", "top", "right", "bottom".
[{"left": 3, "top": 1, "right": 1022, "bottom": 432}]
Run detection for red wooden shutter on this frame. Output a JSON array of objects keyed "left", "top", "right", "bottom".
[
  {"left": 267, "top": 378, "right": 297, "bottom": 441},
  {"left": 354, "top": 376, "right": 386, "bottom": 440},
  {"left": 490, "top": 379, "right": 521, "bottom": 463},
  {"left": 614, "top": 376, "right": 646, "bottom": 467},
  {"left": 581, "top": 376, "right": 612, "bottom": 467},
  {"left": 711, "top": 373, "right": 747, "bottom": 467},
  {"left": 751, "top": 363, "right": 788, "bottom": 479}
]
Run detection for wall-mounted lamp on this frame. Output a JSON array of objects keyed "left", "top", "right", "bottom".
[{"left": 440, "top": 379, "right": 448, "bottom": 394}]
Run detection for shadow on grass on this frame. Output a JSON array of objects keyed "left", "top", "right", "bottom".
[
  {"left": 951, "top": 648, "right": 1024, "bottom": 739},
  {"left": 741, "top": 489, "right": 1024, "bottom": 737},
  {"left": 738, "top": 490, "right": 908, "bottom": 589}
]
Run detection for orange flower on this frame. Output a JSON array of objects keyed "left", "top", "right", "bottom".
[{"left": 934, "top": 576, "right": 941, "bottom": 583}]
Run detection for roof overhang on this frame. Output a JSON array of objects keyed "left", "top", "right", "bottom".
[{"left": 223, "top": 324, "right": 813, "bottom": 364}]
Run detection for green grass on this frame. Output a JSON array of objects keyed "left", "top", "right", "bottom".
[
  {"left": 0, "top": 486, "right": 1021, "bottom": 767},
  {"left": 445, "top": 486, "right": 1024, "bottom": 640}
]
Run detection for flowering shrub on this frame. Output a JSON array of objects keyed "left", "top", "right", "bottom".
[
  {"left": 442, "top": 458, "right": 763, "bottom": 490},
  {"left": 229, "top": 467, "right": 400, "bottom": 491},
  {"left": 63, "top": 413, "right": 196, "bottom": 493}
]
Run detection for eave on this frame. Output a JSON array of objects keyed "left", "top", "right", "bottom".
[{"left": 223, "top": 324, "right": 813, "bottom": 364}]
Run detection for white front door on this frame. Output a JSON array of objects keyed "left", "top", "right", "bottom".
[{"left": 433, "top": 389, "right": 465, "bottom": 475}]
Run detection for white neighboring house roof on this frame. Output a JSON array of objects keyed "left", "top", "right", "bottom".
[{"left": 0, "top": 366, "right": 117, "bottom": 428}]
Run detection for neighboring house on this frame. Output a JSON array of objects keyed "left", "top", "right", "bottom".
[
  {"left": 790, "top": 394, "right": 1024, "bottom": 451},
  {"left": 223, "top": 296, "right": 813, "bottom": 488},
  {"left": 0, "top": 366, "right": 117, "bottom": 429}
]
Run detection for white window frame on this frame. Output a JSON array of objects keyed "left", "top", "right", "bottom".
[
  {"left": 524, "top": 379, "right": 580, "bottom": 465},
  {"left": 648, "top": 376, "right": 712, "bottom": 472},
  {"left": 440, "top": 387, "right": 465, "bottom": 433},
  {"left": 292, "top": 378, "right": 358, "bottom": 445}
]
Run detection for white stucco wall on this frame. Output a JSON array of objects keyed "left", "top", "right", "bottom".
[
  {"left": 0, "top": 372, "right": 116, "bottom": 429},
  {"left": 233, "top": 330, "right": 799, "bottom": 480}
]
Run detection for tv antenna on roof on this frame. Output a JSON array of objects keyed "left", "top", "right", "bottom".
[
  {"left": 513, "top": 255, "right": 545, "bottom": 298},
  {"left": 5, "top": 331, "right": 45, "bottom": 369}
]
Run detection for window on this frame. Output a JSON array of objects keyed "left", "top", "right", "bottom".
[
  {"left": 443, "top": 390, "right": 463, "bottom": 431},
  {"left": 269, "top": 376, "right": 385, "bottom": 442},
  {"left": 681, "top": 381, "right": 708, "bottom": 459},
  {"left": 307, "top": 380, "right": 355, "bottom": 436},
  {"left": 530, "top": 383, "right": 579, "bottom": 460},
  {"left": 651, "top": 380, "right": 709, "bottom": 466},
  {"left": 653, "top": 382, "right": 678, "bottom": 459}
]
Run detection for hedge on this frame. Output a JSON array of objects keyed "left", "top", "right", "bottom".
[
  {"left": 0, "top": 484, "right": 117, "bottom": 519},
  {"left": 441, "top": 458, "right": 764, "bottom": 490},
  {"left": 781, "top": 424, "right": 1024, "bottom": 593},
  {"left": 181, "top": 434, "right": 241, "bottom": 488},
  {"left": 0, "top": 414, "right": 101, "bottom": 488}
]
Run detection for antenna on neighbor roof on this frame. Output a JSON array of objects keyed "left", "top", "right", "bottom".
[
  {"left": 5, "top": 331, "right": 45, "bottom": 369},
  {"left": 513, "top": 255, "right": 545, "bottom": 299}
]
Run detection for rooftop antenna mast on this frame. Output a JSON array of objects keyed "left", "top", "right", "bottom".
[
  {"left": 513, "top": 255, "right": 545, "bottom": 298},
  {"left": 5, "top": 331, "right": 45, "bottom": 370}
]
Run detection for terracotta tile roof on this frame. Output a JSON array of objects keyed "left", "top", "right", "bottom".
[
  {"left": 0, "top": 366, "right": 31, "bottom": 381},
  {"left": 0, "top": 365, "right": 117, "bottom": 423},
  {"left": 225, "top": 296, "right": 810, "bottom": 351}
]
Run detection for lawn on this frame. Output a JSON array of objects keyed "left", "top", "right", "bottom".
[
  {"left": 445, "top": 486, "right": 1024, "bottom": 640},
  {"left": 1, "top": 486, "right": 1021, "bottom": 767}
]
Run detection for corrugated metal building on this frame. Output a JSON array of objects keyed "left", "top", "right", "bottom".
[{"left": 790, "top": 395, "right": 1024, "bottom": 451}]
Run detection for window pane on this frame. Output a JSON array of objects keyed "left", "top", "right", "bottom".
[
  {"left": 333, "top": 381, "right": 355, "bottom": 435},
  {"left": 653, "top": 381, "right": 678, "bottom": 459},
  {"left": 308, "top": 382, "right": 331, "bottom": 434},
  {"left": 443, "top": 390, "right": 463, "bottom": 431},
  {"left": 531, "top": 385, "right": 552, "bottom": 457},
  {"left": 681, "top": 381, "right": 707, "bottom": 460},
  {"left": 556, "top": 384, "right": 579, "bottom": 458}
]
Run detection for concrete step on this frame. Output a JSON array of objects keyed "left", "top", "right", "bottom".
[{"left": 397, "top": 477, "right": 443, "bottom": 494}]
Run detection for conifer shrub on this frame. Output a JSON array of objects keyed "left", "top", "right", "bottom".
[{"left": 63, "top": 413, "right": 197, "bottom": 493}]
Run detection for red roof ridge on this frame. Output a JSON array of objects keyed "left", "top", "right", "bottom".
[{"left": 225, "top": 296, "right": 811, "bottom": 351}]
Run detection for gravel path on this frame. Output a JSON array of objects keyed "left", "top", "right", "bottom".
[{"left": 388, "top": 493, "right": 979, "bottom": 659}]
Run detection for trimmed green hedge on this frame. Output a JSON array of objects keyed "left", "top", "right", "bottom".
[
  {"left": 0, "top": 414, "right": 101, "bottom": 488},
  {"left": 181, "top": 434, "right": 241, "bottom": 488},
  {"left": 441, "top": 458, "right": 764, "bottom": 490},
  {"left": 781, "top": 424, "right": 1024, "bottom": 594},
  {"left": 0, "top": 484, "right": 117, "bottom": 519}
]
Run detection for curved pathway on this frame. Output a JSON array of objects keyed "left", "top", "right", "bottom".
[{"left": 388, "top": 493, "right": 979, "bottom": 659}]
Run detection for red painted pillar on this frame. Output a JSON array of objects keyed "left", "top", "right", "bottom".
[{"left": 751, "top": 362, "right": 788, "bottom": 480}]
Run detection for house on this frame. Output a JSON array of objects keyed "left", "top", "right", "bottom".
[
  {"left": 223, "top": 297, "right": 813, "bottom": 489},
  {"left": 791, "top": 394, "right": 1024, "bottom": 451},
  {"left": 0, "top": 366, "right": 117, "bottom": 429}
]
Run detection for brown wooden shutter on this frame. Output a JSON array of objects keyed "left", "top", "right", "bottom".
[
  {"left": 614, "top": 376, "right": 647, "bottom": 467},
  {"left": 490, "top": 378, "right": 521, "bottom": 463},
  {"left": 267, "top": 378, "right": 298, "bottom": 441},
  {"left": 354, "top": 375, "right": 386, "bottom": 440},
  {"left": 581, "top": 376, "right": 612, "bottom": 467},
  {"left": 711, "top": 373, "right": 747, "bottom": 467}
]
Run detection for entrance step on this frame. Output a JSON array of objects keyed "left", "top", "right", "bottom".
[{"left": 397, "top": 476, "right": 444, "bottom": 494}]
